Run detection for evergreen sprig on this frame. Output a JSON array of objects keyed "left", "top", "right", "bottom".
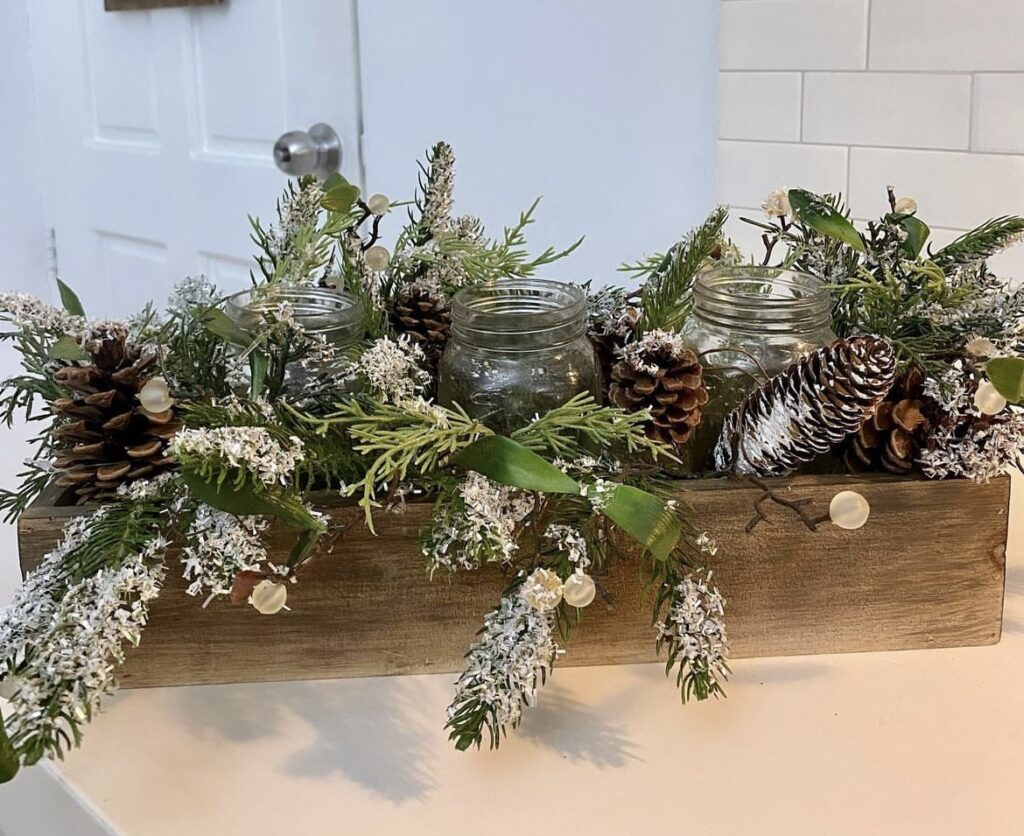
[
  {"left": 632, "top": 206, "right": 729, "bottom": 334},
  {"left": 930, "top": 216, "right": 1024, "bottom": 269}
]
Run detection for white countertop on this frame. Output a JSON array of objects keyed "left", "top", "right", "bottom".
[{"left": 2, "top": 479, "right": 1022, "bottom": 836}]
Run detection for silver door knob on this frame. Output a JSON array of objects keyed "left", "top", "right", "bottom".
[{"left": 273, "top": 123, "right": 341, "bottom": 178}]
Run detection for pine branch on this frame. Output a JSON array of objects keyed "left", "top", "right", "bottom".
[
  {"left": 930, "top": 216, "right": 1024, "bottom": 269},
  {"left": 637, "top": 206, "right": 729, "bottom": 334}
]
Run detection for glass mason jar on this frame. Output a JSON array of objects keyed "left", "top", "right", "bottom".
[
  {"left": 679, "top": 266, "right": 836, "bottom": 471},
  {"left": 223, "top": 285, "right": 365, "bottom": 394},
  {"left": 438, "top": 278, "right": 601, "bottom": 432}
]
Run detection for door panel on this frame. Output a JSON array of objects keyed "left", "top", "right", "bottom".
[{"left": 28, "top": 0, "right": 364, "bottom": 316}]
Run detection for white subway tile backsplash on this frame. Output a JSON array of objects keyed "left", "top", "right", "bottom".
[
  {"left": 870, "top": 0, "right": 1024, "bottom": 71},
  {"left": 803, "top": 73, "right": 971, "bottom": 149},
  {"left": 721, "top": 0, "right": 868, "bottom": 71},
  {"left": 719, "top": 140, "right": 848, "bottom": 209},
  {"left": 719, "top": 72, "right": 802, "bottom": 141},
  {"left": 973, "top": 74, "right": 1024, "bottom": 153},
  {"left": 848, "top": 148, "right": 1024, "bottom": 230}
]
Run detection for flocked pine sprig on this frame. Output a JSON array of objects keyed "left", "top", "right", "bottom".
[
  {"left": 930, "top": 216, "right": 1024, "bottom": 270},
  {"left": 446, "top": 586, "right": 561, "bottom": 751},
  {"left": 654, "top": 568, "right": 729, "bottom": 703}
]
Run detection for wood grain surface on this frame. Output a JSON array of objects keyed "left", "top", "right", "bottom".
[{"left": 17, "top": 475, "right": 1009, "bottom": 688}]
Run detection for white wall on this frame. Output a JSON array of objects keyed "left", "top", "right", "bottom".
[
  {"left": 718, "top": 0, "right": 1024, "bottom": 282},
  {"left": 0, "top": 0, "right": 48, "bottom": 608}
]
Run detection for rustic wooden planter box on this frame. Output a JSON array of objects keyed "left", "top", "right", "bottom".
[{"left": 16, "top": 474, "right": 1009, "bottom": 689}]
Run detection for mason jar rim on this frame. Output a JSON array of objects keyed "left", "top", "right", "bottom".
[
  {"left": 450, "top": 278, "right": 587, "bottom": 347},
  {"left": 222, "top": 284, "right": 364, "bottom": 336},
  {"left": 693, "top": 266, "right": 832, "bottom": 332}
]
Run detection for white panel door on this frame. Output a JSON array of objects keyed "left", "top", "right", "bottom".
[
  {"left": 358, "top": 0, "right": 719, "bottom": 285},
  {"left": 26, "top": 0, "right": 364, "bottom": 317}
]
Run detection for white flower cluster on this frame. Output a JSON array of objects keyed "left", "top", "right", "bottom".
[
  {"left": 762, "top": 188, "right": 791, "bottom": 218},
  {"left": 545, "top": 524, "right": 590, "bottom": 571},
  {"left": 520, "top": 568, "right": 563, "bottom": 612},
  {"left": 115, "top": 472, "right": 177, "bottom": 502},
  {"left": 656, "top": 571, "right": 729, "bottom": 686},
  {"left": 170, "top": 426, "right": 304, "bottom": 488},
  {"left": 695, "top": 531, "right": 719, "bottom": 557},
  {"left": 0, "top": 513, "right": 166, "bottom": 761},
  {"left": 448, "top": 593, "right": 561, "bottom": 731},
  {"left": 918, "top": 364, "right": 1024, "bottom": 482},
  {"left": 423, "top": 473, "right": 535, "bottom": 574},
  {"left": 552, "top": 453, "right": 621, "bottom": 477},
  {"left": 424, "top": 144, "right": 455, "bottom": 236},
  {"left": 270, "top": 180, "right": 325, "bottom": 273},
  {"left": 179, "top": 505, "right": 269, "bottom": 604},
  {"left": 353, "top": 336, "right": 429, "bottom": 404},
  {"left": 620, "top": 329, "right": 691, "bottom": 375},
  {"left": 168, "top": 276, "right": 218, "bottom": 313},
  {"left": 0, "top": 292, "right": 84, "bottom": 333},
  {"left": 580, "top": 477, "right": 615, "bottom": 512}
]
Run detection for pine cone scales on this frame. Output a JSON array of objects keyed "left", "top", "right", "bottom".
[
  {"left": 714, "top": 336, "right": 896, "bottom": 476},
  {"left": 389, "top": 284, "right": 451, "bottom": 370},
  {"left": 51, "top": 325, "right": 179, "bottom": 502},
  {"left": 609, "top": 331, "right": 709, "bottom": 447},
  {"left": 845, "top": 365, "right": 933, "bottom": 474},
  {"left": 590, "top": 306, "right": 639, "bottom": 383}
]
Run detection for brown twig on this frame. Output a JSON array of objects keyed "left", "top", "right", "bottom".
[{"left": 743, "top": 475, "right": 829, "bottom": 533}]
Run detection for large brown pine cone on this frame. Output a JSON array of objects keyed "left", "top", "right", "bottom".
[
  {"left": 608, "top": 332, "right": 709, "bottom": 447},
  {"left": 51, "top": 324, "right": 180, "bottom": 503},
  {"left": 844, "top": 365, "right": 935, "bottom": 474},
  {"left": 715, "top": 336, "right": 897, "bottom": 476},
  {"left": 389, "top": 284, "right": 451, "bottom": 371}
]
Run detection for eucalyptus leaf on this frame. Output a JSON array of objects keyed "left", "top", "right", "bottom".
[
  {"left": 454, "top": 435, "right": 580, "bottom": 494},
  {"left": 986, "top": 357, "right": 1024, "bottom": 403},
  {"left": 56, "top": 279, "right": 85, "bottom": 317},
  {"left": 181, "top": 470, "right": 324, "bottom": 532},
  {"left": 788, "top": 189, "right": 865, "bottom": 252},
  {"left": 0, "top": 707, "right": 18, "bottom": 784},
  {"left": 202, "top": 308, "right": 250, "bottom": 347},
  {"left": 47, "top": 335, "right": 88, "bottom": 362},
  {"left": 896, "top": 215, "right": 930, "bottom": 258},
  {"left": 600, "top": 484, "right": 681, "bottom": 562},
  {"left": 322, "top": 175, "right": 361, "bottom": 214}
]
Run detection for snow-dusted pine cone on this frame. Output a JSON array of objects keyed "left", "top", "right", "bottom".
[
  {"left": 389, "top": 284, "right": 451, "bottom": 372},
  {"left": 714, "top": 336, "right": 896, "bottom": 476},
  {"left": 844, "top": 365, "right": 936, "bottom": 474},
  {"left": 589, "top": 306, "right": 639, "bottom": 385},
  {"left": 51, "top": 324, "right": 179, "bottom": 503},
  {"left": 608, "top": 330, "right": 709, "bottom": 447}
]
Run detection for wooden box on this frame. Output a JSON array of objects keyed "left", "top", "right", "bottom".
[{"left": 16, "top": 475, "right": 1009, "bottom": 689}]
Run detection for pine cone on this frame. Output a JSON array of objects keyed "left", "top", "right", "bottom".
[
  {"left": 389, "top": 284, "right": 451, "bottom": 372},
  {"left": 844, "top": 365, "right": 935, "bottom": 474},
  {"left": 714, "top": 336, "right": 896, "bottom": 476},
  {"left": 608, "top": 331, "right": 709, "bottom": 447},
  {"left": 589, "top": 306, "right": 639, "bottom": 385},
  {"left": 50, "top": 324, "right": 180, "bottom": 503}
]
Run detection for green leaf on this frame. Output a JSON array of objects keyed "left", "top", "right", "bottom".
[
  {"left": 0, "top": 706, "right": 19, "bottom": 784},
  {"left": 321, "top": 175, "right": 360, "bottom": 214},
  {"left": 986, "top": 357, "right": 1024, "bottom": 403},
  {"left": 249, "top": 351, "right": 268, "bottom": 401},
  {"left": 56, "top": 279, "right": 85, "bottom": 317},
  {"left": 202, "top": 308, "right": 250, "bottom": 347},
  {"left": 896, "top": 215, "right": 930, "bottom": 258},
  {"left": 788, "top": 189, "right": 865, "bottom": 252},
  {"left": 453, "top": 436, "right": 580, "bottom": 494},
  {"left": 601, "top": 484, "right": 681, "bottom": 562},
  {"left": 180, "top": 470, "right": 325, "bottom": 532},
  {"left": 47, "top": 335, "right": 88, "bottom": 362}
]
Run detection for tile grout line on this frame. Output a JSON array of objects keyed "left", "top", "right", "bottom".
[{"left": 718, "top": 136, "right": 1024, "bottom": 160}]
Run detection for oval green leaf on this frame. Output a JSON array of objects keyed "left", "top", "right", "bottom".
[
  {"left": 788, "top": 189, "right": 865, "bottom": 252},
  {"left": 600, "top": 483, "right": 681, "bottom": 562},
  {"left": 897, "top": 215, "right": 930, "bottom": 258},
  {"left": 56, "top": 279, "right": 85, "bottom": 317},
  {"left": 181, "top": 470, "right": 325, "bottom": 532},
  {"left": 987, "top": 356, "right": 1024, "bottom": 403},
  {"left": 48, "top": 335, "right": 89, "bottom": 362},
  {"left": 453, "top": 436, "right": 580, "bottom": 494}
]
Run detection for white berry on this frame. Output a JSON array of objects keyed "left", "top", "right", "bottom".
[
  {"left": 366, "top": 193, "right": 390, "bottom": 216},
  {"left": 829, "top": 490, "right": 870, "bottom": 530},
  {"left": 562, "top": 572, "right": 596, "bottom": 608},
  {"left": 974, "top": 380, "right": 1007, "bottom": 416},
  {"left": 364, "top": 245, "right": 390, "bottom": 272},
  {"left": 139, "top": 376, "right": 174, "bottom": 413},
  {"left": 250, "top": 580, "right": 287, "bottom": 615}
]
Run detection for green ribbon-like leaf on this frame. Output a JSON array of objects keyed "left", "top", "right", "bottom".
[
  {"left": 202, "top": 308, "right": 250, "bottom": 347},
  {"left": 249, "top": 352, "right": 269, "bottom": 401},
  {"left": 47, "top": 335, "right": 88, "bottom": 362},
  {"left": 896, "top": 215, "right": 930, "bottom": 258},
  {"left": 788, "top": 189, "right": 865, "bottom": 252},
  {"left": 56, "top": 279, "right": 85, "bottom": 317},
  {"left": 601, "top": 484, "right": 681, "bottom": 561},
  {"left": 321, "top": 173, "right": 361, "bottom": 214},
  {"left": 454, "top": 435, "right": 580, "bottom": 494},
  {"left": 987, "top": 357, "right": 1024, "bottom": 404},
  {"left": 0, "top": 706, "right": 19, "bottom": 784},
  {"left": 181, "top": 470, "right": 325, "bottom": 533}
]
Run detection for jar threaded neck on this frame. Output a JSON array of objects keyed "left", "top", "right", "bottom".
[{"left": 693, "top": 267, "right": 832, "bottom": 334}]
